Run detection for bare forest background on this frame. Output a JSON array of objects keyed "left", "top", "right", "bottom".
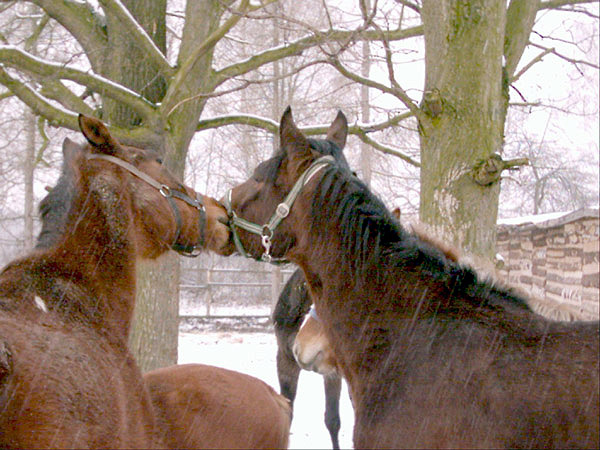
[{"left": 0, "top": 0, "right": 598, "bottom": 370}]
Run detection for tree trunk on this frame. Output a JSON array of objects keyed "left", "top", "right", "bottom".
[
  {"left": 129, "top": 256, "right": 180, "bottom": 372},
  {"left": 419, "top": 0, "right": 509, "bottom": 272},
  {"left": 100, "top": 0, "right": 178, "bottom": 372}
]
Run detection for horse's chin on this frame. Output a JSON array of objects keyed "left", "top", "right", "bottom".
[{"left": 205, "top": 223, "right": 235, "bottom": 256}]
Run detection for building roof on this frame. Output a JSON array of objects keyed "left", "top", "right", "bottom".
[{"left": 497, "top": 207, "right": 599, "bottom": 231}]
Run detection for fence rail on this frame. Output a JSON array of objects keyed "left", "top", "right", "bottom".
[{"left": 179, "top": 266, "right": 295, "bottom": 317}]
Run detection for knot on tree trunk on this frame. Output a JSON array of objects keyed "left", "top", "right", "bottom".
[
  {"left": 420, "top": 88, "right": 443, "bottom": 118},
  {"left": 470, "top": 154, "right": 529, "bottom": 186}
]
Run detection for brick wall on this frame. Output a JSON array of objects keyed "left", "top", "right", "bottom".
[{"left": 496, "top": 208, "right": 599, "bottom": 320}]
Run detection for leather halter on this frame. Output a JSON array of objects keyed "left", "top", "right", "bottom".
[
  {"left": 87, "top": 153, "right": 205, "bottom": 257},
  {"left": 223, "top": 155, "right": 334, "bottom": 263}
]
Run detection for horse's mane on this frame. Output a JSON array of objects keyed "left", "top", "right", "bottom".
[
  {"left": 37, "top": 171, "right": 74, "bottom": 249},
  {"left": 310, "top": 164, "right": 531, "bottom": 314}
]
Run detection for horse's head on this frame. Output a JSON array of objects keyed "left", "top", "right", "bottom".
[
  {"left": 293, "top": 307, "right": 339, "bottom": 376},
  {"left": 41, "top": 115, "right": 230, "bottom": 258},
  {"left": 220, "top": 107, "right": 349, "bottom": 262}
]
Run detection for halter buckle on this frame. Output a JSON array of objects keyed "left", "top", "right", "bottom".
[
  {"left": 275, "top": 202, "right": 290, "bottom": 219},
  {"left": 261, "top": 228, "right": 273, "bottom": 262}
]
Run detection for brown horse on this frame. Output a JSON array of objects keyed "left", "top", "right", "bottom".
[
  {"left": 0, "top": 115, "right": 229, "bottom": 448},
  {"left": 29, "top": 120, "right": 291, "bottom": 449},
  {"left": 218, "top": 107, "right": 599, "bottom": 449},
  {"left": 273, "top": 268, "right": 342, "bottom": 449},
  {"left": 145, "top": 363, "right": 291, "bottom": 449},
  {"left": 294, "top": 219, "right": 462, "bottom": 376}
]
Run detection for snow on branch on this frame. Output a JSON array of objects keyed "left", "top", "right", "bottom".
[{"left": 0, "top": 46, "right": 158, "bottom": 126}]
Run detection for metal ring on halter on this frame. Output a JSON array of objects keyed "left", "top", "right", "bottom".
[{"left": 159, "top": 185, "right": 172, "bottom": 198}]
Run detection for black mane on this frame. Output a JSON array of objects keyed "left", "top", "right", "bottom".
[
  {"left": 36, "top": 160, "right": 76, "bottom": 249},
  {"left": 309, "top": 162, "right": 531, "bottom": 313}
]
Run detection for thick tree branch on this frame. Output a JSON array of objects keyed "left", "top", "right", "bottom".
[
  {"left": 0, "top": 46, "right": 158, "bottom": 125},
  {"left": 26, "top": 0, "right": 108, "bottom": 69},
  {"left": 161, "top": 0, "right": 253, "bottom": 114},
  {"left": 39, "top": 80, "right": 94, "bottom": 115},
  {"left": 504, "top": 0, "right": 539, "bottom": 78},
  {"left": 98, "top": 0, "right": 173, "bottom": 76},
  {"left": 0, "top": 65, "right": 80, "bottom": 129},
  {"left": 214, "top": 24, "right": 423, "bottom": 86}
]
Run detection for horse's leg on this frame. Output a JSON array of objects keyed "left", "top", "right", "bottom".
[
  {"left": 275, "top": 331, "right": 301, "bottom": 414},
  {"left": 323, "top": 373, "right": 342, "bottom": 450}
]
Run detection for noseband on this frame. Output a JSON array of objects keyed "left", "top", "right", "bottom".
[
  {"left": 223, "top": 155, "right": 334, "bottom": 263},
  {"left": 87, "top": 153, "right": 205, "bottom": 257}
]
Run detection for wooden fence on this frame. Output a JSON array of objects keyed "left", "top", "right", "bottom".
[{"left": 179, "top": 266, "right": 295, "bottom": 318}]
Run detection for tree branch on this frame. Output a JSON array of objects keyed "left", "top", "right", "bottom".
[
  {"left": 97, "top": 0, "right": 173, "bottom": 76},
  {"left": 0, "top": 46, "right": 158, "bottom": 125},
  {"left": 161, "top": 0, "right": 255, "bottom": 114},
  {"left": 511, "top": 46, "right": 554, "bottom": 83},
  {"left": 27, "top": 0, "right": 108, "bottom": 69},
  {"left": 0, "top": 65, "right": 160, "bottom": 147},
  {"left": 351, "top": 127, "right": 421, "bottom": 167},
  {"left": 196, "top": 113, "right": 421, "bottom": 166},
  {"left": 39, "top": 79, "right": 94, "bottom": 115},
  {"left": 328, "top": 55, "right": 423, "bottom": 120},
  {"left": 213, "top": 24, "right": 423, "bottom": 86},
  {"left": 0, "top": 65, "right": 79, "bottom": 129},
  {"left": 539, "top": 0, "right": 599, "bottom": 10},
  {"left": 504, "top": 0, "right": 539, "bottom": 79},
  {"left": 529, "top": 41, "right": 600, "bottom": 70}
]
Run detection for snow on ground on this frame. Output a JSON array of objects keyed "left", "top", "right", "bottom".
[{"left": 179, "top": 331, "right": 355, "bottom": 449}]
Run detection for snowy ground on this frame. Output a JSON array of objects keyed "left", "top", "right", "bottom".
[{"left": 179, "top": 331, "right": 355, "bottom": 449}]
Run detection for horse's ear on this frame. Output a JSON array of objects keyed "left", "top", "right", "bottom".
[
  {"left": 78, "top": 114, "right": 121, "bottom": 155},
  {"left": 326, "top": 110, "right": 348, "bottom": 150},
  {"left": 62, "top": 137, "right": 82, "bottom": 163},
  {"left": 279, "top": 106, "right": 311, "bottom": 159}
]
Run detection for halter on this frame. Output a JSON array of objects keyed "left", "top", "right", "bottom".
[
  {"left": 223, "top": 155, "right": 334, "bottom": 263},
  {"left": 87, "top": 153, "right": 206, "bottom": 257}
]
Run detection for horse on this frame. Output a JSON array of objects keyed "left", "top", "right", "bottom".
[
  {"left": 218, "top": 106, "right": 599, "bottom": 449},
  {"left": 0, "top": 115, "right": 230, "bottom": 448},
  {"left": 293, "top": 217, "right": 463, "bottom": 376},
  {"left": 144, "top": 363, "right": 291, "bottom": 449},
  {"left": 273, "top": 268, "right": 343, "bottom": 449},
  {"left": 28, "top": 119, "right": 291, "bottom": 449}
]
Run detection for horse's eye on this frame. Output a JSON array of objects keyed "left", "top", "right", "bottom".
[{"left": 156, "top": 158, "right": 163, "bottom": 164}]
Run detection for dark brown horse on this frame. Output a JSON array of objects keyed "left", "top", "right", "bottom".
[
  {"left": 273, "top": 268, "right": 343, "bottom": 449},
  {"left": 0, "top": 115, "right": 230, "bottom": 448},
  {"left": 145, "top": 363, "right": 291, "bottom": 449},
  {"left": 293, "top": 220, "right": 462, "bottom": 376},
  {"left": 218, "top": 107, "right": 599, "bottom": 449}
]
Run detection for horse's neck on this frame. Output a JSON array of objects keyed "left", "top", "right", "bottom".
[{"left": 1, "top": 182, "right": 138, "bottom": 341}]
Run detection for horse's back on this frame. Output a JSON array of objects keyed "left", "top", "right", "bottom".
[
  {"left": 354, "top": 315, "right": 599, "bottom": 449},
  {"left": 145, "top": 363, "right": 291, "bottom": 449},
  {"left": 0, "top": 311, "right": 158, "bottom": 449}
]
